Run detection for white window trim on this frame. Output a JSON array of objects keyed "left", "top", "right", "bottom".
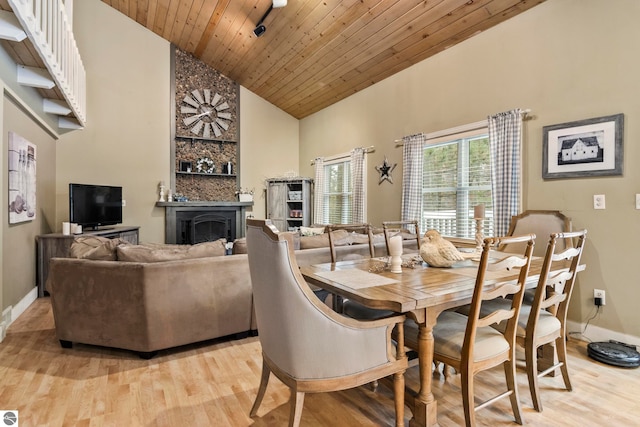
[
  {"left": 425, "top": 119, "right": 488, "bottom": 145},
  {"left": 321, "top": 151, "right": 367, "bottom": 223}
]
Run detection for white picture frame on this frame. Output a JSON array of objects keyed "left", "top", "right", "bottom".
[{"left": 8, "top": 132, "right": 37, "bottom": 224}]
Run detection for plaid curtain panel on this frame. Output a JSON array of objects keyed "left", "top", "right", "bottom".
[
  {"left": 488, "top": 109, "right": 523, "bottom": 236},
  {"left": 351, "top": 148, "right": 365, "bottom": 223},
  {"left": 313, "top": 157, "right": 324, "bottom": 224},
  {"left": 401, "top": 133, "right": 425, "bottom": 223}
]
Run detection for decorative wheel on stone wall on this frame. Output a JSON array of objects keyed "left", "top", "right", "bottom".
[{"left": 180, "top": 89, "right": 233, "bottom": 138}]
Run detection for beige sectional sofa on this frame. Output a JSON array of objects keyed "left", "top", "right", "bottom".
[{"left": 46, "top": 232, "right": 419, "bottom": 358}]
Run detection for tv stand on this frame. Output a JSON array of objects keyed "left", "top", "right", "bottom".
[
  {"left": 36, "top": 225, "right": 139, "bottom": 297},
  {"left": 88, "top": 226, "right": 114, "bottom": 231}
]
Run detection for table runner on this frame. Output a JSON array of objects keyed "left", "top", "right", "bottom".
[{"left": 314, "top": 269, "right": 400, "bottom": 289}]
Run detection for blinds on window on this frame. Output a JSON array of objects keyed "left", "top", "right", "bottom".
[
  {"left": 423, "top": 132, "right": 493, "bottom": 239},
  {"left": 323, "top": 160, "right": 352, "bottom": 224}
]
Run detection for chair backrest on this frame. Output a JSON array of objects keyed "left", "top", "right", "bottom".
[
  {"left": 501, "top": 210, "right": 571, "bottom": 257},
  {"left": 464, "top": 234, "right": 536, "bottom": 361},
  {"left": 327, "top": 223, "right": 375, "bottom": 262},
  {"left": 382, "top": 220, "right": 421, "bottom": 255},
  {"left": 245, "top": 219, "right": 394, "bottom": 380},
  {"left": 527, "top": 230, "right": 587, "bottom": 332}
]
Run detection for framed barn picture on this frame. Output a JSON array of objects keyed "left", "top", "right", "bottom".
[{"left": 542, "top": 113, "right": 624, "bottom": 179}]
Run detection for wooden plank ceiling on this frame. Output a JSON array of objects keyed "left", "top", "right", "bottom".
[{"left": 117, "top": 1, "right": 545, "bottom": 119}]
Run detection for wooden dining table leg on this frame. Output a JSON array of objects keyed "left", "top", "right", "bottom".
[{"left": 409, "top": 314, "right": 439, "bottom": 427}]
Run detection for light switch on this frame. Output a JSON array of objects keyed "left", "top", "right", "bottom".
[{"left": 636, "top": 194, "right": 640, "bottom": 210}]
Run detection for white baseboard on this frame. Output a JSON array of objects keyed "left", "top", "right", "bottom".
[
  {"left": 567, "top": 320, "right": 640, "bottom": 349},
  {"left": 0, "top": 287, "right": 37, "bottom": 343},
  {"left": 1, "top": 305, "right": 12, "bottom": 343},
  {"left": 12, "top": 287, "right": 38, "bottom": 322}
]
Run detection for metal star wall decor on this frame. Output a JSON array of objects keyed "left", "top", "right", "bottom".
[{"left": 375, "top": 156, "right": 397, "bottom": 184}]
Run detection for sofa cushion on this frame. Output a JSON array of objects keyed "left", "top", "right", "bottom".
[
  {"left": 69, "top": 236, "right": 127, "bottom": 261},
  {"left": 116, "top": 239, "right": 227, "bottom": 262},
  {"left": 299, "top": 229, "right": 349, "bottom": 249}
]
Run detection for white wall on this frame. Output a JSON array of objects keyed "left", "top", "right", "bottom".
[{"left": 299, "top": 0, "right": 640, "bottom": 343}]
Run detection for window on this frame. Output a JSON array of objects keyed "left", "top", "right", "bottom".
[
  {"left": 322, "top": 159, "right": 352, "bottom": 224},
  {"left": 422, "top": 127, "right": 493, "bottom": 239}
]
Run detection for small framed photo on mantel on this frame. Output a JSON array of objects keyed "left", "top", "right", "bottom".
[
  {"left": 179, "top": 160, "right": 192, "bottom": 173},
  {"left": 542, "top": 113, "right": 624, "bottom": 179}
]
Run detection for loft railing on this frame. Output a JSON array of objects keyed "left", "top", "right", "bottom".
[{"left": 8, "top": 0, "right": 86, "bottom": 127}]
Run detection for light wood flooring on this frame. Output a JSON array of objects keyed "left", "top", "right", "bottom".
[{"left": 1, "top": 298, "right": 639, "bottom": 426}]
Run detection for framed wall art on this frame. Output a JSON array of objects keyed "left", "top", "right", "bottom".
[
  {"left": 542, "top": 113, "right": 624, "bottom": 179},
  {"left": 8, "top": 131, "right": 37, "bottom": 224}
]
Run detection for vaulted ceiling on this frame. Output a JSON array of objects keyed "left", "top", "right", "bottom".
[{"left": 111, "top": 1, "right": 545, "bottom": 119}]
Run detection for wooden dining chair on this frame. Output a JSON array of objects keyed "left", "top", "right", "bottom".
[
  {"left": 327, "top": 223, "right": 376, "bottom": 264},
  {"left": 480, "top": 230, "right": 587, "bottom": 412},
  {"left": 382, "top": 220, "right": 421, "bottom": 255},
  {"left": 404, "top": 233, "right": 536, "bottom": 427},
  {"left": 246, "top": 219, "right": 408, "bottom": 427}
]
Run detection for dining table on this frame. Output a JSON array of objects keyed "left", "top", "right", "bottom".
[{"left": 300, "top": 252, "right": 564, "bottom": 427}]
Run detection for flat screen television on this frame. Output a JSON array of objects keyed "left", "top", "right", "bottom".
[{"left": 69, "top": 183, "right": 123, "bottom": 230}]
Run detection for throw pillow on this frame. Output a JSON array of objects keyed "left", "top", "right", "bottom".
[
  {"left": 232, "top": 238, "right": 247, "bottom": 254},
  {"left": 116, "top": 239, "right": 227, "bottom": 262},
  {"left": 299, "top": 226, "right": 326, "bottom": 236},
  {"left": 69, "top": 236, "right": 126, "bottom": 261}
]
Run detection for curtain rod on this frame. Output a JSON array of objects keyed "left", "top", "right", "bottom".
[
  {"left": 394, "top": 109, "right": 532, "bottom": 145},
  {"left": 310, "top": 146, "right": 375, "bottom": 165}
]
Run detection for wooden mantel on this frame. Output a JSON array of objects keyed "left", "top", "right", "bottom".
[{"left": 156, "top": 201, "right": 253, "bottom": 244}]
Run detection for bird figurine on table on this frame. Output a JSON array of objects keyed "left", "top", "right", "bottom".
[{"left": 420, "top": 229, "right": 465, "bottom": 268}]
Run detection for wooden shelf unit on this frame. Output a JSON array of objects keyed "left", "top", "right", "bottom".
[{"left": 266, "top": 178, "right": 313, "bottom": 232}]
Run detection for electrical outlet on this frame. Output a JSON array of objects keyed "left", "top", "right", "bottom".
[
  {"left": 593, "top": 194, "right": 606, "bottom": 209},
  {"left": 594, "top": 289, "right": 606, "bottom": 306}
]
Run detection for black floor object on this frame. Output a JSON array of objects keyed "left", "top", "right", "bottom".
[{"left": 587, "top": 340, "right": 640, "bottom": 368}]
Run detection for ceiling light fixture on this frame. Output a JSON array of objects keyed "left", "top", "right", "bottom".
[{"left": 253, "top": 0, "right": 287, "bottom": 38}]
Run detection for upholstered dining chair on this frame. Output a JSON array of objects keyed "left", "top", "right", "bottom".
[
  {"left": 500, "top": 210, "right": 571, "bottom": 257},
  {"left": 478, "top": 230, "right": 587, "bottom": 412},
  {"left": 245, "top": 219, "right": 408, "bottom": 427},
  {"left": 382, "top": 220, "right": 421, "bottom": 255},
  {"left": 404, "top": 233, "right": 536, "bottom": 427}
]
